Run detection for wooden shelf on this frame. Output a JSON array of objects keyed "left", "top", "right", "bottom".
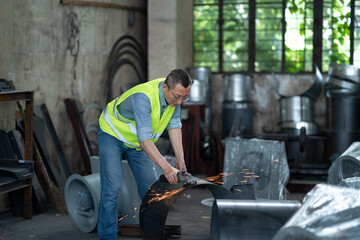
[{"left": 0, "top": 90, "right": 34, "bottom": 219}]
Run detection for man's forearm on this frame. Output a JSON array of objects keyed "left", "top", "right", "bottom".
[
  {"left": 140, "top": 139, "right": 170, "bottom": 170},
  {"left": 140, "top": 139, "right": 178, "bottom": 184},
  {"left": 168, "top": 128, "right": 186, "bottom": 170}
]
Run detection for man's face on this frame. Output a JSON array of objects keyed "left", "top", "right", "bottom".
[{"left": 163, "top": 83, "right": 191, "bottom": 107}]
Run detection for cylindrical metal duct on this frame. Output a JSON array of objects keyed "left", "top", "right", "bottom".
[
  {"left": 325, "top": 76, "right": 360, "bottom": 92},
  {"left": 325, "top": 97, "right": 360, "bottom": 159},
  {"left": 325, "top": 63, "right": 360, "bottom": 97},
  {"left": 325, "top": 131, "right": 360, "bottom": 160},
  {"left": 65, "top": 173, "right": 100, "bottom": 233},
  {"left": 224, "top": 74, "right": 251, "bottom": 102},
  {"left": 280, "top": 96, "right": 314, "bottom": 123},
  {"left": 188, "top": 79, "right": 206, "bottom": 103},
  {"left": 326, "top": 97, "right": 360, "bottom": 131},
  {"left": 187, "top": 67, "right": 211, "bottom": 103},
  {"left": 328, "top": 63, "right": 360, "bottom": 84},
  {"left": 280, "top": 96, "right": 319, "bottom": 135},
  {"left": 222, "top": 102, "right": 253, "bottom": 137},
  {"left": 64, "top": 161, "right": 142, "bottom": 233},
  {"left": 211, "top": 199, "right": 301, "bottom": 240},
  {"left": 187, "top": 67, "right": 212, "bottom": 131},
  {"left": 222, "top": 74, "right": 253, "bottom": 137}
]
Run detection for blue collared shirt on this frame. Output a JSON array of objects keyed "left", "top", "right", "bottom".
[{"left": 116, "top": 81, "right": 181, "bottom": 143}]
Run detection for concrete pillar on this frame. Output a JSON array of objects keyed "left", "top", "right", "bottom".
[{"left": 148, "top": 0, "right": 193, "bottom": 80}]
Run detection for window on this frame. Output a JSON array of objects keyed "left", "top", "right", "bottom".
[{"left": 193, "top": 0, "right": 360, "bottom": 73}]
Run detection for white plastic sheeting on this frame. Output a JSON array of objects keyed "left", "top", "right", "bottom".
[
  {"left": 274, "top": 184, "right": 360, "bottom": 240},
  {"left": 222, "top": 138, "right": 289, "bottom": 200},
  {"left": 328, "top": 141, "right": 360, "bottom": 185},
  {"left": 340, "top": 177, "right": 360, "bottom": 189}
]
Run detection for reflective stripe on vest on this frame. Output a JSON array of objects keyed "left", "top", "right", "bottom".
[
  {"left": 111, "top": 96, "right": 137, "bottom": 135},
  {"left": 103, "top": 104, "right": 139, "bottom": 148}
]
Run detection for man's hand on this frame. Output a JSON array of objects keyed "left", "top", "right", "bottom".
[
  {"left": 176, "top": 158, "right": 187, "bottom": 172},
  {"left": 164, "top": 165, "right": 179, "bottom": 184}
]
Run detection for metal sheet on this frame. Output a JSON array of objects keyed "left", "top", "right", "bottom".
[
  {"left": 0, "top": 130, "right": 15, "bottom": 159},
  {"left": 139, "top": 175, "right": 235, "bottom": 240},
  {"left": 27, "top": 117, "right": 66, "bottom": 191},
  {"left": 301, "top": 66, "right": 323, "bottom": 99},
  {"left": 34, "top": 104, "right": 72, "bottom": 178}
]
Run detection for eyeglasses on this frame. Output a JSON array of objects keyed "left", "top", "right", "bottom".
[{"left": 168, "top": 89, "right": 190, "bottom": 102}]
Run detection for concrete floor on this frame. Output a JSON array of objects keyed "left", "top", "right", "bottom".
[
  {"left": 0, "top": 188, "right": 215, "bottom": 240},
  {"left": 0, "top": 188, "right": 305, "bottom": 240}
]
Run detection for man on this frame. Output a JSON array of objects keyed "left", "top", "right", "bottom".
[{"left": 97, "top": 69, "right": 192, "bottom": 239}]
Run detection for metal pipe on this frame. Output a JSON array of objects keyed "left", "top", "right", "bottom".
[{"left": 211, "top": 199, "right": 301, "bottom": 240}]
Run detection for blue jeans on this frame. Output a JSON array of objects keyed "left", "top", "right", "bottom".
[{"left": 97, "top": 127, "right": 158, "bottom": 240}]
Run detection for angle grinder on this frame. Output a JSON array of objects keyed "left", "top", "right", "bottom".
[{"left": 159, "top": 170, "right": 197, "bottom": 186}]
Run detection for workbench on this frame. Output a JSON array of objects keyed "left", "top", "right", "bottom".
[{"left": 0, "top": 90, "right": 34, "bottom": 219}]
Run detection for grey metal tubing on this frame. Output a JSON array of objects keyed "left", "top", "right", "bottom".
[
  {"left": 328, "top": 63, "right": 360, "bottom": 84},
  {"left": 280, "top": 96, "right": 314, "bottom": 123},
  {"left": 326, "top": 76, "right": 360, "bottom": 91},
  {"left": 186, "top": 67, "right": 211, "bottom": 104},
  {"left": 82, "top": 103, "right": 102, "bottom": 122},
  {"left": 223, "top": 74, "right": 252, "bottom": 102},
  {"left": 139, "top": 175, "right": 235, "bottom": 240},
  {"left": 211, "top": 199, "right": 301, "bottom": 240}
]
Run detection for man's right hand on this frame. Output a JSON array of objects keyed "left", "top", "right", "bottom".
[{"left": 164, "top": 165, "right": 179, "bottom": 184}]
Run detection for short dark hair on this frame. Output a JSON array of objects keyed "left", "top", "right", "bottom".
[{"left": 165, "top": 69, "right": 192, "bottom": 89}]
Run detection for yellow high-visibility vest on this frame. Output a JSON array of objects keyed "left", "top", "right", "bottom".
[{"left": 98, "top": 78, "right": 175, "bottom": 149}]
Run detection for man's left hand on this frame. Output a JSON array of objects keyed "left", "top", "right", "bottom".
[{"left": 176, "top": 159, "right": 187, "bottom": 171}]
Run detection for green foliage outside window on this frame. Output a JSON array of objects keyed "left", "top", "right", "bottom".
[{"left": 193, "top": 0, "right": 357, "bottom": 73}]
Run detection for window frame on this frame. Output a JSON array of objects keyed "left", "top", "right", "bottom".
[{"left": 193, "top": 0, "right": 358, "bottom": 73}]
